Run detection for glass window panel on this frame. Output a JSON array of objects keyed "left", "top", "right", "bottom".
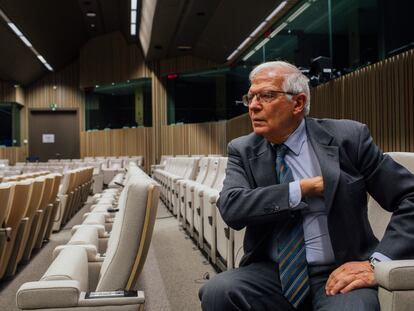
[
  {"left": 85, "top": 78, "right": 152, "bottom": 130},
  {"left": 0, "top": 102, "right": 21, "bottom": 146}
]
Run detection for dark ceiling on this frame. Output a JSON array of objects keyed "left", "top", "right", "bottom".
[{"left": 0, "top": 0, "right": 288, "bottom": 86}]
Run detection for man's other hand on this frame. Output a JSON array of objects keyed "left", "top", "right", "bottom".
[
  {"left": 300, "top": 176, "right": 324, "bottom": 197},
  {"left": 325, "top": 261, "right": 378, "bottom": 296}
]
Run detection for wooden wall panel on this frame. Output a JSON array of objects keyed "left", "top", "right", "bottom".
[
  {"left": 226, "top": 113, "right": 252, "bottom": 144},
  {"left": 25, "top": 60, "right": 84, "bottom": 129},
  {"left": 0, "top": 147, "right": 25, "bottom": 165},
  {"left": 0, "top": 80, "right": 16, "bottom": 102},
  {"left": 79, "top": 32, "right": 151, "bottom": 88},
  {"left": 80, "top": 127, "right": 153, "bottom": 172},
  {"left": 159, "top": 121, "right": 227, "bottom": 156},
  {"left": 310, "top": 49, "right": 414, "bottom": 152}
]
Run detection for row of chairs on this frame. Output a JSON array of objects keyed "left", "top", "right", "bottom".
[
  {"left": 16, "top": 163, "right": 160, "bottom": 310},
  {"left": 0, "top": 171, "right": 61, "bottom": 280},
  {"left": 0, "top": 167, "right": 94, "bottom": 282},
  {"left": 153, "top": 156, "right": 234, "bottom": 271},
  {"left": 52, "top": 167, "right": 94, "bottom": 232}
]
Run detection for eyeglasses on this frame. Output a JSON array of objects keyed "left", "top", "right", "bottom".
[{"left": 242, "top": 90, "right": 297, "bottom": 107}]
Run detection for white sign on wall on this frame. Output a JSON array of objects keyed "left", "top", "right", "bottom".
[{"left": 42, "top": 134, "right": 55, "bottom": 143}]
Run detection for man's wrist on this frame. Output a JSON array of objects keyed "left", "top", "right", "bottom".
[{"left": 369, "top": 256, "right": 381, "bottom": 270}]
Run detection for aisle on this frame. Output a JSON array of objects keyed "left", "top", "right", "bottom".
[{"left": 138, "top": 202, "right": 216, "bottom": 311}]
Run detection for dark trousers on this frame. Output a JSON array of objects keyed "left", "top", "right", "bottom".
[{"left": 199, "top": 261, "right": 379, "bottom": 311}]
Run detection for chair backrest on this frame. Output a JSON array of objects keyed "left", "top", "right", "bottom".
[
  {"left": 5, "top": 180, "right": 33, "bottom": 231},
  {"left": 96, "top": 176, "right": 160, "bottom": 291},
  {"left": 0, "top": 183, "right": 14, "bottom": 226},
  {"left": 368, "top": 152, "right": 414, "bottom": 240},
  {"left": 202, "top": 157, "right": 221, "bottom": 187},
  {"left": 212, "top": 157, "right": 228, "bottom": 190}
]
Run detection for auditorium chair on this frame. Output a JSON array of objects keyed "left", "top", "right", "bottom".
[
  {"left": 5, "top": 177, "right": 46, "bottom": 277},
  {"left": 176, "top": 157, "right": 210, "bottom": 224},
  {"left": 0, "top": 179, "right": 33, "bottom": 279},
  {"left": 22, "top": 175, "right": 54, "bottom": 262},
  {"left": 185, "top": 157, "right": 222, "bottom": 237},
  {"left": 0, "top": 182, "right": 14, "bottom": 262},
  {"left": 196, "top": 157, "right": 228, "bottom": 264},
  {"left": 16, "top": 173, "right": 159, "bottom": 311},
  {"left": 167, "top": 157, "right": 199, "bottom": 213}
]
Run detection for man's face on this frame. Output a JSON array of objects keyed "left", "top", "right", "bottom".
[{"left": 248, "top": 71, "right": 301, "bottom": 143}]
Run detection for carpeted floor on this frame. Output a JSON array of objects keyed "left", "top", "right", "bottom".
[{"left": 0, "top": 200, "right": 216, "bottom": 310}]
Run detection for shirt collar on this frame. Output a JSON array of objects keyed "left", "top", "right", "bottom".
[{"left": 281, "top": 119, "right": 307, "bottom": 156}]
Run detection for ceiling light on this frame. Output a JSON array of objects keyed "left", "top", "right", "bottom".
[
  {"left": 177, "top": 45, "right": 192, "bottom": 51},
  {"left": 226, "top": 49, "right": 239, "bottom": 61},
  {"left": 37, "top": 55, "right": 47, "bottom": 64},
  {"left": 20, "top": 35, "right": 32, "bottom": 47},
  {"left": 86, "top": 12, "right": 96, "bottom": 17},
  {"left": 91, "top": 24, "right": 95, "bottom": 28},
  {"left": 7, "top": 23, "right": 22, "bottom": 36},
  {"left": 130, "top": 24, "right": 136, "bottom": 36},
  {"left": 131, "top": 10, "right": 137, "bottom": 22},
  {"left": 242, "top": 50, "right": 256, "bottom": 62},
  {"left": 286, "top": 2, "right": 311, "bottom": 23},
  {"left": 1, "top": 9, "right": 53, "bottom": 71},
  {"left": 265, "top": 1, "right": 287, "bottom": 21},
  {"left": 254, "top": 38, "right": 270, "bottom": 51},
  {"left": 131, "top": 0, "right": 137, "bottom": 10},
  {"left": 237, "top": 37, "right": 251, "bottom": 51},
  {"left": 269, "top": 22, "right": 288, "bottom": 38},
  {"left": 44, "top": 63, "right": 53, "bottom": 71},
  {"left": 249, "top": 22, "right": 267, "bottom": 38}
]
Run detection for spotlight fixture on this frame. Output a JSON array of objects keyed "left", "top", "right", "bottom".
[{"left": 86, "top": 11, "right": 96, "bottom": 17}]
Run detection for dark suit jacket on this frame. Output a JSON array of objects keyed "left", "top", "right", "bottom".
[{"left": 217, "top": 117, "right": 414, "bottom": 267}]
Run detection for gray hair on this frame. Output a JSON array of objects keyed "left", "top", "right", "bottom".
[{"left": 249, "top": 61, "right": 311, "bottom": 115}]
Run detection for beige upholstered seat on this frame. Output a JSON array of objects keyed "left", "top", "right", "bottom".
[
  {"left": 0, "top": 182, "right": 15, "bottom": 262},
  {"left": 5, "top": 177, "right": 46, "bottom": 277},
  {"left": 0, "top": 179, "right": 33, "bottom": 279},
  {"left": 17, "top": 170, "right": 159, "bottom": 311}
]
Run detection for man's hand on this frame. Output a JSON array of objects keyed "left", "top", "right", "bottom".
[
  {"left": 325, "top": 261, "right": 377, "bottom": 296},
  {"left": 300, "top": 176, "right": 324, "bottom": 197}
]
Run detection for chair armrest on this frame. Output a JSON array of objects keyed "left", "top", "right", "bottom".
[
  {"left": 72, "top": 224, "right": 108, "bottom": 238},
  {"left": 203, "top": 189, "right": 220, "bottom": 203},
  {"left": 78, "top": 291, "right": 145, "bottom": 307},
  {"left": 375, "top": 260, "right": 414, "bottom": 290},
  {"left": 17, "top": 280, "right": 80, "bottom": 309}
]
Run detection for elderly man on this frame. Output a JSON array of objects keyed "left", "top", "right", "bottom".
[{"left": 199, "top": 61, "right": 414, "bottom": 310}]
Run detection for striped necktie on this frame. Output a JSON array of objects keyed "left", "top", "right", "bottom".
[{"left": 275, "top": 144, "right": 310, "bottom": 308}]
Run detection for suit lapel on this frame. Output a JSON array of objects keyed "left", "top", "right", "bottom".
[
  {"left": 306, "top": 118, "right": 340, "bottom": 213},
  {"left": 248, "top": 138, "right": 277, "bottom": 187}
]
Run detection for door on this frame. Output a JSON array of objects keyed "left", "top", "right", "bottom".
[{"left": 29, "top": 109, "right": 80, "bottom": 161}]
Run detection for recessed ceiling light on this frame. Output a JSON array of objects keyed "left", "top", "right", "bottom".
[
  {"left": 86, "top": 12, "right": 96, "bottom": 17},
  {"left": 177, "top": 45, "right": 192, "bottom": 51}
]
